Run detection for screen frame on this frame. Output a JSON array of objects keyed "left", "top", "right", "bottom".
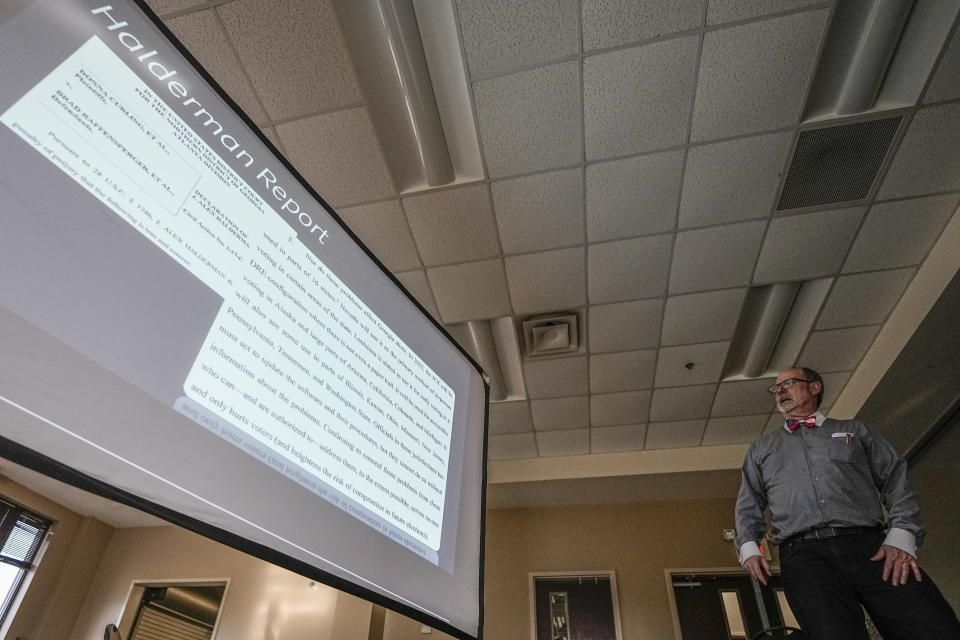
[{"left": 0, "top": 0, "right": 489, "bottom": 637}]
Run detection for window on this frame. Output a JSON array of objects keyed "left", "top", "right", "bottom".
[
  {"left": 719, "top": 590, "right": 748, "bottom": 639},
  {"left": 0, "top": 497, "right": 51, "bottom": 626},
  {"left": 774, "top": 589, "right": 799, "bottom": 629}
]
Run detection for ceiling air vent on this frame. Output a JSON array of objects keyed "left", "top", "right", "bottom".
[
  {"left": 521, "top": 313, "right": 580, "bottom": 359},
  {"left": 776, "top": 115, "right": 902, "bottom": 211}
]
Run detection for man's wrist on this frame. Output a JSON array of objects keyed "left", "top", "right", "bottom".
[
  {"left": 883, "top": 527, "right": 917, "bottom": 557},
  {"left": 738, "top": 541, "right": 762, "bottom": 565}
]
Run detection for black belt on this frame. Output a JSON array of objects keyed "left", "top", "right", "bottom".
[{"left": 783, "top": 525, "right": 881, "bottom": 546}]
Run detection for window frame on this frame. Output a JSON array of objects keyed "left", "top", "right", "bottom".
[{"left": 0, "top": 496, "right": 52, "bottom": 627}]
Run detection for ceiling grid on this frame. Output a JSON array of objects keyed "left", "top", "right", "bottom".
[{"left": 142, "top": 0, "right": 960, "bottom": 494}]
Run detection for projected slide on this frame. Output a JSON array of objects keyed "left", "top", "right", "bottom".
[
  {"left": 2, "top": 36, "right": 454, "bottom": 559},
  {"left": 0, "top": 2, "right": 485, "bottom": 638}
]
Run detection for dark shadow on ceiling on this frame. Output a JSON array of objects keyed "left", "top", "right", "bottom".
[{"left": 858, "top": 267, "right": 960, "bottom": 455}]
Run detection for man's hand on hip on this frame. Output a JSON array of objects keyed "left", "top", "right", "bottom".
[
  {"left": 744, "top": 555, "right": 771, "bottom": 586},
  {"left": 870, "top": 544, "right": 922, "bottom": 585}
]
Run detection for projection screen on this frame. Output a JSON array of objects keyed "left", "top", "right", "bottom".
[{"left": 0, "top": 1, "right": 487, "bottom": 638}]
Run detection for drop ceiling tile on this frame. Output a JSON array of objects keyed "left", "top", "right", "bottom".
[
  {"left": 337, "top": 200, "right": 421, "bottom": 272},
  {"left": 403, "top": 185, "right": 500, "bottom": 266},
  {"left": 703, "top": 414, "right": 767, "bottom": 445},
  {"left": 590, "top": 350, "right": 657, "bottom": 393},
  {"left": 843, "top": 196, "right": 958, "bottom": 273},
  {"left": 711, "top": 379, "right": 776, "bottom": 417},
  {"left": 649, "top": 384, "right": 717, "bottom": 421},
  {"left": 591, "top": 424, "right": 648, "bottom": 453},
  {"left": 531, "top": 396, "right": 590, "bottom": 431},
  {"left": 147, "top": 0, "right": 206, "bottom": 15},
  {"left": 798, "top": 326, "right": 880, "bottom": 373},
  {"left": 276, "top": 108, "right": 394, "bottom": 207},
  {"left": 816, "top": 268, "right": 915, "bottom": 330},
  {"left": 165, "top": 10, "right": 267, "bottom": 124},
  {"left": 218, "top": 0, "right": 360, "bottom": 120},
  {"left": 582, "top": 0, "right": 701, "bottom": 51},
  {"left": 819, "top": 371, "right": 852, "bottom": 410},
  {"left": 679, "top": 131, "right": 793, "bottom": 228},
  {"left": 924, "top": 25, "right": 960, "bottom": 103},
  {"left": 474, "top": 62, "right": 582, "bottom": 178},
  {"left": 586, "top": 150, "right": 684, "bottom": 242},
  {"left": 763, "top": 412, "right": 787, "bottom": 434},
  {"left": 524, "top": 356, "right": 589, "bottom": 399},
  {"left": 492, "top": 169, "right": 584, "bottom": 254},
  {"left": 655, "top": 341, "right": 730, "bottom": 387},
  {"left": 260, "top": 126, "right": 281, "bottom": 150},
  {"left": 645, "top": 419, "right": 707, "bottom": 449},
  {"left": 661, "top": 288, "right": 746, "bottom": 346},
  {"left": 753, "top": 208, "right": 864, "bottom": 284},
  {"left": 691, "top": 10, "right": 828, "bottom": 141},
  {"left": 707, "top": 0, "right": 823, "bottom": 24},
  {"left": 669, "top": 221, "right": 766, "bottom": 294},
  {"left": 488, "top": 400, "right": 534, "bottom": 435},
  {"left": 505, "top": 247, "right": 586, "bottom": 315},
  {"left": 394, "top": 270, "right": 440, "bottom": 321},
  {"left": 456, "top": 0, "right": 580, "bottom": 78},
  {"left": 488, "top": 432, "right": 538, "bottom": 460},
  {"left": 536, "top": 429, "right": 590, "bottom": 457},
  {"left": 589, "top": 299, "right": 664, "bottom": 353},
  {"left": 591, "top": 390, "right": 652, "bottom": 426},
  {"left": 426, "top": 259, "right": 511, "bottom": 323},
  {"left": 878, "top": 103, "right": 960, "bottom": 199},
  {"left": 584, "top": 36, "right": 699, "bottom": 159},
  {"left": 588, "top": 235, "right": 673, "bottom": 304}
]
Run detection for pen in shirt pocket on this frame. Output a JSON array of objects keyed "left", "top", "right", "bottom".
[{"left": 832, "top": 432, "right": 855, "bottom": 444}]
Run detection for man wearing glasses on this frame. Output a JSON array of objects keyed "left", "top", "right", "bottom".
[{"left": 735, "top": 366, "right": 960, "bottom": 639}]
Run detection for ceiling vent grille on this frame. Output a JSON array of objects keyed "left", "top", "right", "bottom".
[
  {"left": 521, "top": 313, "right": 580, "bottom": 359},
  {"left": 776, "top": 115, "right": 901, "bottom": 211}
]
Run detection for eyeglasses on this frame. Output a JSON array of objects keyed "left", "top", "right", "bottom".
[{"left": 766, "top": 378, "right": 812, "bottom": 394}]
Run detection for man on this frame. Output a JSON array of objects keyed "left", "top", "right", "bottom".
[{"left": 735, "top": 366, "right": 960, "bottom": 640}]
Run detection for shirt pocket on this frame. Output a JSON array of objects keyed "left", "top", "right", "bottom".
[{"left": 829, "top": 437, "right": 867, "bottom": 464}]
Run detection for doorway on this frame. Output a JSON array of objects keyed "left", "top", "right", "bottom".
[
  {"left": 530, "top": 571, "right": 623, "bottom": 640},
  {"left": 118, "top": 581, "right": 227, "bottom": 640},
  {"left": 670, "top": 571, "right": 797, "bottom": 640}
]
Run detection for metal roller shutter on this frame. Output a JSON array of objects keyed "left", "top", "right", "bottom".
[{"left": 129, "top": 604, "right": 212, "bottom": 640}]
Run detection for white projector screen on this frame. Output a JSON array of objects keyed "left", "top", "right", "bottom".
[{"left": 0, "top": 1, "right": 487, "bottom": 638}]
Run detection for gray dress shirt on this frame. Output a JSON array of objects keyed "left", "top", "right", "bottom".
[{"left": 735, "top": 413, "right": 923, "bottom": 563}]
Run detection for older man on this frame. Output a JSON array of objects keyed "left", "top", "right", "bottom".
[{"left": 735, "top": 366, "right": 960, "bottom": 639}]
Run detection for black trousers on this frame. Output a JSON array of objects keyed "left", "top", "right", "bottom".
[{"left": 780, "top": 529, "right": 960, "bottom": 640}]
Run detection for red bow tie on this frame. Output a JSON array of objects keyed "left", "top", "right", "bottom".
[{"left": 786, "top": 416, "right": 817, "bottom": 431}]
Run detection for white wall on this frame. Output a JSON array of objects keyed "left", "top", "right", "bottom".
[
  {"left": 67, "top": 525, "right": 372, "bottom": 640},
  {"left": 0, "top": 478, "right": 112, "bottom": 640},
  {"left": 482, "top": 498, "right": 740, "bottom": 640}
]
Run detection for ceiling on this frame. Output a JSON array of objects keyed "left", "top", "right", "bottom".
[{"left": 14, "top": 0, "right": 960, "bottom": 519}]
